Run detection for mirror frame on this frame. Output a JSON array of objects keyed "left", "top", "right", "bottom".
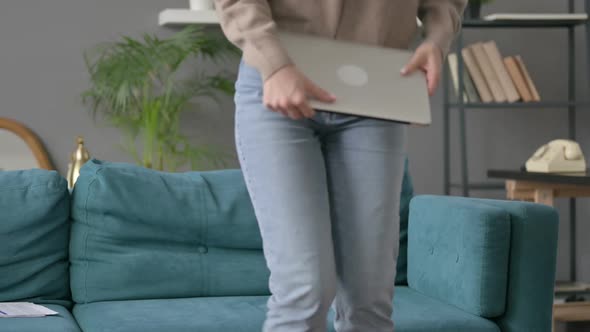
[{"left": 0, "top": 117, "right": 55, "bottom": 170}]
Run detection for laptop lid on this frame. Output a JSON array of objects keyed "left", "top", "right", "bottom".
[{"left": 277, "top": 31, "right": 432, "bottom": 126}]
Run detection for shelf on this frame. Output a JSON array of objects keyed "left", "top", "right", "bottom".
[
  {"left": 447, "top": 101, "right": 589, "bottom": 109},
  {"left": 159, "top": 9, "right": 424, "bottom": 28},
  {"left": 449, "top": 182, "right": 505, "bottom": 190},
  {"left": 463, "top": 15, "right": 588, "bottom": 28},
  {"left": 159, "top": 9, "right": 219, "bottom": 26},
  {"left": 157, "top": 9, "right": 588, "bottom": 28}
]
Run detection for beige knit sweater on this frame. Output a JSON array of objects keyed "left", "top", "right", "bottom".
[{"left": 214, "top": 0, "right": 467, "bottom": 81}]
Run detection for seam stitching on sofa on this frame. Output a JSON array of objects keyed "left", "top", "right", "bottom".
[
  {"left": 196, "top": 179, "right": 204, "bottom": 297},
  {"left": 103, "top": 167, "right": 198, "bottom": 188},
  {"left": 477, "top": 200, "right": 533, "bottom": 326},
  {"left": 82, "top": 168, "right": 103, "bottom": 304},
  {"left": 0, "top": 183, "right": 64, "bottom": 193},
  {"left": 204, "top": 183, "right": 210, "bottom": 296},
  {"left": 478, "top": 213, "right": 493, "bottom": 317},
  {"left": 507, "top": 205, "right": 530, "bottom": 327},
  {"left": 501, "top": 213, "right": 514, "bottom": 321},
  {"left": 200, "top": 181, "right": 208, "bottom": 296},
  {"left": 502, "top": 212, "right": 511, "bottom": 315},
  {"left": 479, "top": 211, "right": 504, "bottom": 317}
]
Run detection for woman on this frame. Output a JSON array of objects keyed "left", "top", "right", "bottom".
[{"left": 214, "top": 1, "right": 466, "bottom": 331}]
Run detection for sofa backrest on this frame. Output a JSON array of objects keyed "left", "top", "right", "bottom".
[
  {"left": 70, "top": 160, "right": 270, "bottom": 303},
  {"left": 0, "top": 169, "right": 71, "bottom": 308},
  {"left": 69, "top": 159, "right": 413, "bottom": 303}
]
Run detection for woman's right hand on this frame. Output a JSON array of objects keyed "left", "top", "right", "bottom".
[{"left": 263, "top": 65, "right": 336, "bottom": 120}]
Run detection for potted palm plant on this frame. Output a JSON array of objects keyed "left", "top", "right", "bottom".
[{"left": 83, "top": 26, "right": 239, "bottom": 171}]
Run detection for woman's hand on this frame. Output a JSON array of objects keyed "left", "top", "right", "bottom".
[
  {"left": 263, "top": 65, "right": 336, "bottom": 120},
  {"left": 401, "top": 42, "right": 443, "bottom": 96}
]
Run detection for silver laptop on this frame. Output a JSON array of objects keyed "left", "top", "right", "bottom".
[{"left": 277, "top": 31, "right": 431, "bottom": 125}]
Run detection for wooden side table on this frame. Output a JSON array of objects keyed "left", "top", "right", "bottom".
[
  {"left": 488, "top": 169, "right": 590, "bottom": 332},
  {"left": 503, "top": 177, "right": 590, "bottom": 206}
]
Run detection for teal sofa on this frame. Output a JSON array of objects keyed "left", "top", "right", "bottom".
[{"left": 0, "top": 159, "right": 559, "bottom": 332}]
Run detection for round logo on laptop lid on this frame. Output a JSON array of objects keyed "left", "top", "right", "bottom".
[{"left": 337, "top": 65, "right": 369, "bottom": 87}]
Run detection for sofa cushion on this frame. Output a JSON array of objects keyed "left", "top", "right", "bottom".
[
  {"left": 0, "top": 304, "right": 81, "bottom": 332},
  {"left": 407, "top": 196, "right": 511, "bottom": 318},
  {"left": 70, "top": 160, "right": 270, "bottom": 304},
  {"left": 73, "top": 296, "right": 268, "bottom": 332},
  {"left": 72, "top": 287, "right": 498, "bottom": 332},
  {"left": 0, "top": 169, "right": 71, "bottom": 307},
  {"left": 385, "top": 287, "right": 500, "bottom": 332}
]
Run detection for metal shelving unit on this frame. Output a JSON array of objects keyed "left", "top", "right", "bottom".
[
  {"left": 442, "top": 1, "right": 590, "bottom": 285},
  {"left": 443, "top": 3, "right": 589, "bottom": 198}
]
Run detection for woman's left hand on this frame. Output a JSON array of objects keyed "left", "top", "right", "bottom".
[{"left": 401, "top": 42, "right": 443, "bottom": 96}]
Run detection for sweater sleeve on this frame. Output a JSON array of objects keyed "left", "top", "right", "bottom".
[
  {"left": 214, "top": 0, "right": 293, "bottom": 81},
  {"left": 418, "top": 0, "right": 467, "bottom": 56}
]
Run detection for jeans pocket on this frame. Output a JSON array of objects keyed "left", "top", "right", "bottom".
[{"left": 236, "top": 60, "right": 263, "bottom": 92}]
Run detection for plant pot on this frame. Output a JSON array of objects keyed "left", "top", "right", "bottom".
[
  {"left": 465, "top": 3, "right": 482, "bottom": 20},
  {"left": 189, "top": 0, "right": 214, "bottom": 11}
]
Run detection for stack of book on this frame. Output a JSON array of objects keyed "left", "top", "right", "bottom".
[{"left": 448, "top": 41, "right": 541, "bottom": 104}]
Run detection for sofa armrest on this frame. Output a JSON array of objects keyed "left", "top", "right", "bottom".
[
  {"left": 470, "top": 197, "right": 558, "bottom": 332},
  {"left": 407, "top": 195, "right": 558, "bottom": 332},
  {"left": 407, "top": 195, "right": 512, "bottom": 318}
]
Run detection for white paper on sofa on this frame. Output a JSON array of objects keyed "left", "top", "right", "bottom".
[{"left": 0, "top": 302, "right": 58, "bottom": 318}]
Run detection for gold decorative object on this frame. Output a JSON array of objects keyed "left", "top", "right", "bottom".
[{"left": 66, "top": 136, "right": 90, "bottom": 190}]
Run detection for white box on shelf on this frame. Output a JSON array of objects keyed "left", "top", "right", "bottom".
[{"left": 159, "top": 9, "right": 219, "bottom": 26}]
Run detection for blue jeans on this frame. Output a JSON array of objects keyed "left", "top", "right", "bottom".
[{"left": 234, "top": 60, "right": 407, "bottom": 332}]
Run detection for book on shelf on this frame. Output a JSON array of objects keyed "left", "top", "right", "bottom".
[
  {"left": 447, "top": 53, "right": 467, "bottom": 102},
  {"left": 504, "top": 56, "right": 533, "bottom": 102},
  {"left": 447, "top": 53, "right": 480, "bottom": 103},
  {"left": 515, "top": 55, "right": 541, "bottom": 101},
  {"left": 462, "top": 65, "right": 480, "bottom": 103},
  {"left": 483, "top": 41, "right": 520, "bottom": 102},
  {"left": 451, "top": 40, "right": 541, "bottom": 104},
  {"left": 470, "top": 42, "right": 507, "bottom": 103},
  {"left": 461, "top": 47, "right": 493, "bottom": 103}
]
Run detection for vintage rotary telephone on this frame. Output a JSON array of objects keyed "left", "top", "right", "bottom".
[{"left": 525, "top": 139, "right": 586, "bottom": 173}]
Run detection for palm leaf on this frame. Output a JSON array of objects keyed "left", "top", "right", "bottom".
[{"left": 82, "top": 26, "right": 238, "bottom": 171}]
